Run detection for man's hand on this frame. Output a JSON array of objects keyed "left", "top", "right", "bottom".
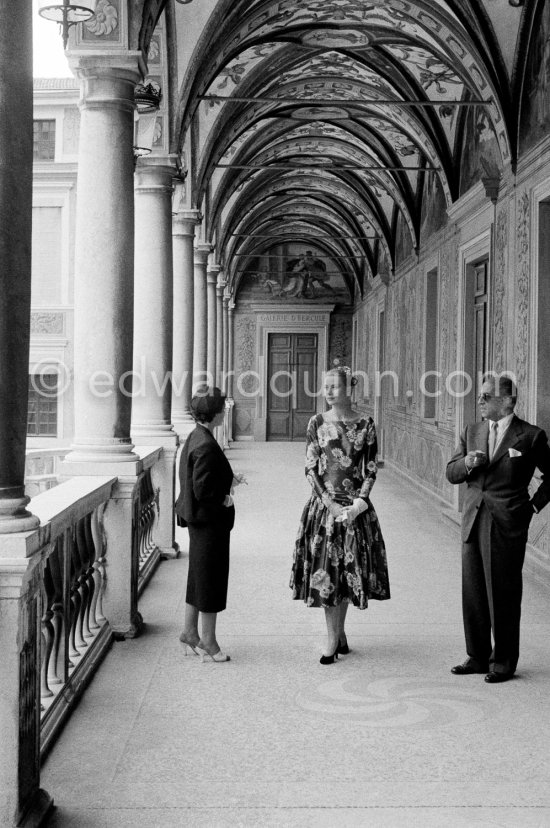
[{"left": 465, "top": 450, "right": 487, "bottom": 470}]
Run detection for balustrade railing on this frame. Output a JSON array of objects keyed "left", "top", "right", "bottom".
[
  {"left": 135, "top": 467, "right": 161, "bottom": 593},
  {"left": 2, "top": 446, "right": 171, "bottom": 826},
  {"left": 29, "top": 481, "right": 115, "bottom": 758}
]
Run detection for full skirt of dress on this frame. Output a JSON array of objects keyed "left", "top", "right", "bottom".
[{"left": 290, "top": 495, "right": 390, "bottom": 609}]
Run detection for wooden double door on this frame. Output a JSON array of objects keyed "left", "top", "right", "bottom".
[{"left": 266, "top": 332, "right": 318, "bottom": 441}]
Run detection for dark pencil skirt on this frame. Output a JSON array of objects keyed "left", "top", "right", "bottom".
[{"left": 186, "top": 522, "right": 231, "bottom": 613}]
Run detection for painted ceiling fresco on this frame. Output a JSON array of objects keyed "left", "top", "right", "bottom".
[{"left": 173, "top": 0, "right": 529, "bottom": 299}]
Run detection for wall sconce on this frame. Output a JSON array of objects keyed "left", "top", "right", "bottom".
[
  {"left": 133, "top": 81, "right": 162, "bottom": 161},
  {"left": 38, "top": 0, "right": 98, "bottom": 49}
]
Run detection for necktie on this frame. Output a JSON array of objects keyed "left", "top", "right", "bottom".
[{"left": 488, "top": 421, "right": 498, "bottom": 461}]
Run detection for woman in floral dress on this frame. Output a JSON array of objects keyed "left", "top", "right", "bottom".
[{"left": 290, "top": 366, "right": 390, "bottom": 663}]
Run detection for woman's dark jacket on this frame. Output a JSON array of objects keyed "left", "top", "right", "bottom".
[{"left": 174, "top": 426, "right": 235, "bottom": 530}]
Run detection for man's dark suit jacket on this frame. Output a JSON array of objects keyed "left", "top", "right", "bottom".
[
  {"left": 446, "top": 415, "right": 550, "bottom": 541},
  {"left": 174, "top": 425, "right": 235, "bottom": 530}
]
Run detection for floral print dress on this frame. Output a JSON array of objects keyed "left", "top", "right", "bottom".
[{"left": 290, "top": 414, "right": 390, "bottom": 609}]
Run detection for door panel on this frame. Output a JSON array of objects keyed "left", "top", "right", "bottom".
[{"left": 267, "top": 332, "right": 318, "bottom": 441}]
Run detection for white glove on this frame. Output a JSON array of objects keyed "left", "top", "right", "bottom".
[
  {"left": 233, "top": 473, "right": 248, "bottom": 486},
  {"left": 223, "top": 494, "right": 234, "bottom": 507},
  {"left": 338, "top": 498, "right": 368, "bottom": 523}
]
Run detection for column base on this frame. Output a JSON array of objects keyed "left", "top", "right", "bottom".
[
  {"left": 111, "top": 610, "right": 145, "bottom": 640},
  {"left": 0, "top": 495, "right": 40, "bottom": 534},
  {"left": 63, "top": 440, "right": 138, "bottom": 464},
  {"left": 17, "top": 787, "right": 55, "bottom": 828},
  {"left": 131, "top": 424, "right": 176, "bottom": 438},
  {"left": 159, "top": 542, "right": 180, "bottom": 559}
]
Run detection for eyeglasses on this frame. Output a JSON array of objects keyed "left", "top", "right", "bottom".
[{"left": 478, "top": 393, "right": 493, "bottom": 402}]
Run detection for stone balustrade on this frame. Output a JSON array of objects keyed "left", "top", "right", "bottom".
[{"left": 0, "top": 447, "right": 170, "bottom": 827}]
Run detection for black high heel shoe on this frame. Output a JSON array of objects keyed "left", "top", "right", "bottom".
[
  {"left": 320, "top": 647, "right": 339, "bottom": 665},
  {"left": 338, "top": 638, "right": 350, "bottom": 655}
]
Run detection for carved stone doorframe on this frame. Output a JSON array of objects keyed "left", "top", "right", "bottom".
[{"left": 249, "top": 304, "right": 334, "bottom": 441}]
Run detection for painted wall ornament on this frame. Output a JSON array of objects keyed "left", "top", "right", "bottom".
[
  {"left": 85, "top": 0, "right": 118, "bottom": 36},
  {"left": 301, "top": 29, "right": 371, "bottom": 48}
]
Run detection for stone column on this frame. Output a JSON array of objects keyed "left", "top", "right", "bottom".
[
  {"left": 61, "top": 54, "right": 144, "bottom": 639},
  {"left": 216, "top": 274, "right": 225, "bottom": 388},
  {"left": 207, "top": 264, "right": 220, "bottom": 385},
  {"left": 222, "top": 294, "right": 230, "bottom": 394},
  {"left": 227, "top": 300, "right": 236, "bottom": 441},
  {"left": 66, "top": 54, "right": 141, "bottom": 464},
  {"left": 132, "top": 157, "right": 179, "bottom": 558},
  {"left": 193, "top": 244, "right": 212, "bottom": 389},
  {"left": 172, "top": 209, "right": 200, "bottom": 438},
  {"left": 0, "top": 0, "right": 39, "bottom": 534}
]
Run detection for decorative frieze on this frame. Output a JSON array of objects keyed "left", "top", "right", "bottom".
[
  {"left": 30, "top": 312, "right": 64, "bottom": 335},
  {"left": 492, "top": 206, "right": 508, "bottom": 372},
  {"left": 515, "top": 191, "right": 531, "bottom": 418}
]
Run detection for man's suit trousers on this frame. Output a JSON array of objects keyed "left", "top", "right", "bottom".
[{"left": 462, "top": 502, "right": 527, "bottom": 674}]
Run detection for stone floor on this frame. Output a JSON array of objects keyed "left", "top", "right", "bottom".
[{"left": 43, "top": 443, "right": 550, "bottom": 827}]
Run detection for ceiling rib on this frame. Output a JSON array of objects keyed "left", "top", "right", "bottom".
[
  {"left": 216, "top": 164, "right": 438, "bottom": 171},
  {"left": 201, "top": 95, "right": 493, "bottom": 107},
  {"left": 231, "top": 234, "right": 380, "bottom": 240}
]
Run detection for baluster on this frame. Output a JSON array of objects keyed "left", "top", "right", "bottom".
[
  {"left": 47, "top": 539, "right": 64, "bottom": 687},
  {"left": 68, "top": 531, "right": 82, "bottom": 661},
  {"left": 81, "top": 514, "right": 95, "bottom": 639},
  {"left": 40, "top": 558, "right": 55, "bottom": 699},
  {"left": 74, "top": 518, "right": 89, "bottom": 651},
  {"left": 90, "top": 503, "right": 107, "bottom": 625}
]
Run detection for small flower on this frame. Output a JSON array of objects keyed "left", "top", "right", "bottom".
[
  {"left": 332, "top": 448, "right": 352, "bottom": 469},
  {"left": 319, "top": 584, "right": 335, "bottom": 598},
  {"left": 345, "top": 548, "right": 355, "bottom": 564},
  {"left": 367, "top": 460, "right": 377, "bottom": 473},
  {"left": 311, "top": 570, "right": 335, "bottom": 597},
  {"left": 346, "top": 572, "right": 362, "bottom": 596},
  {"left": 318, "top": 423, "right": 339, "bottom": 446}
]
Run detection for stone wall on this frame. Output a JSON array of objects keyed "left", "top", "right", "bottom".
[{"left": 353, "top": 139, "right": 550, "bottom": 563}]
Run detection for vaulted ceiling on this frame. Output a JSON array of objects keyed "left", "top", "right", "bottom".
[{"left": 165, "top": 0, "right": 537, "bottom": 300}]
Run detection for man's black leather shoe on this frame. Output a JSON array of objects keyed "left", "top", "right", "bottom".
[
  {"left": 484, "top": 671, "right": 514, "bottom": 683},
  {"left": 451, "top": 661, "right": 488, "bottom": 675}
]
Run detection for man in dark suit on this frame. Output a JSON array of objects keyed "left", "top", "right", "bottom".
[{"left": 446, "top": 375, "right": 550, "bottom": 683}]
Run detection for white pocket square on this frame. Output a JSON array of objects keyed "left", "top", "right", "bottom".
[{"left": 508, "top": 448, "right": 522, "bottom": 457}]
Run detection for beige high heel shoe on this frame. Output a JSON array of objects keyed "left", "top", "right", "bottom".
[
  {"left": 179, "top": 633, "right": 200, "bottom": 656},
  {"left": 195, "top": 645, "right": 230, "bottom": 663}
]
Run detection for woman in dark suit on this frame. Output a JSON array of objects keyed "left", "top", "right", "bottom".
[{"left": 175, "top": 387, "right": 237, "bottom": 662}]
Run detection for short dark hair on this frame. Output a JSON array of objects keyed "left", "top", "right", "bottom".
[
  {"left": 483, "top": 373, "right": 517, "bottom": 403},
  {"left": 190, "top": 386, "right": 226, "bottom": 423}
]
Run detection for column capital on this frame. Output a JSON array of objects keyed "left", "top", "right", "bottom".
[
  {"left": 68, "top": 51, "right": 142, "bottom": 112},
  {"left": 172, "top": 209, "right": 201, "bottom": 238},
  {"left": 194, "top": 243, "right": 213, "bottom": 266},
  {"left": 135, "top": 155, "right": 179, "bottom": 191},
  {"left": 207, "top": 264, "right": 222, "bottom": 285}
]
